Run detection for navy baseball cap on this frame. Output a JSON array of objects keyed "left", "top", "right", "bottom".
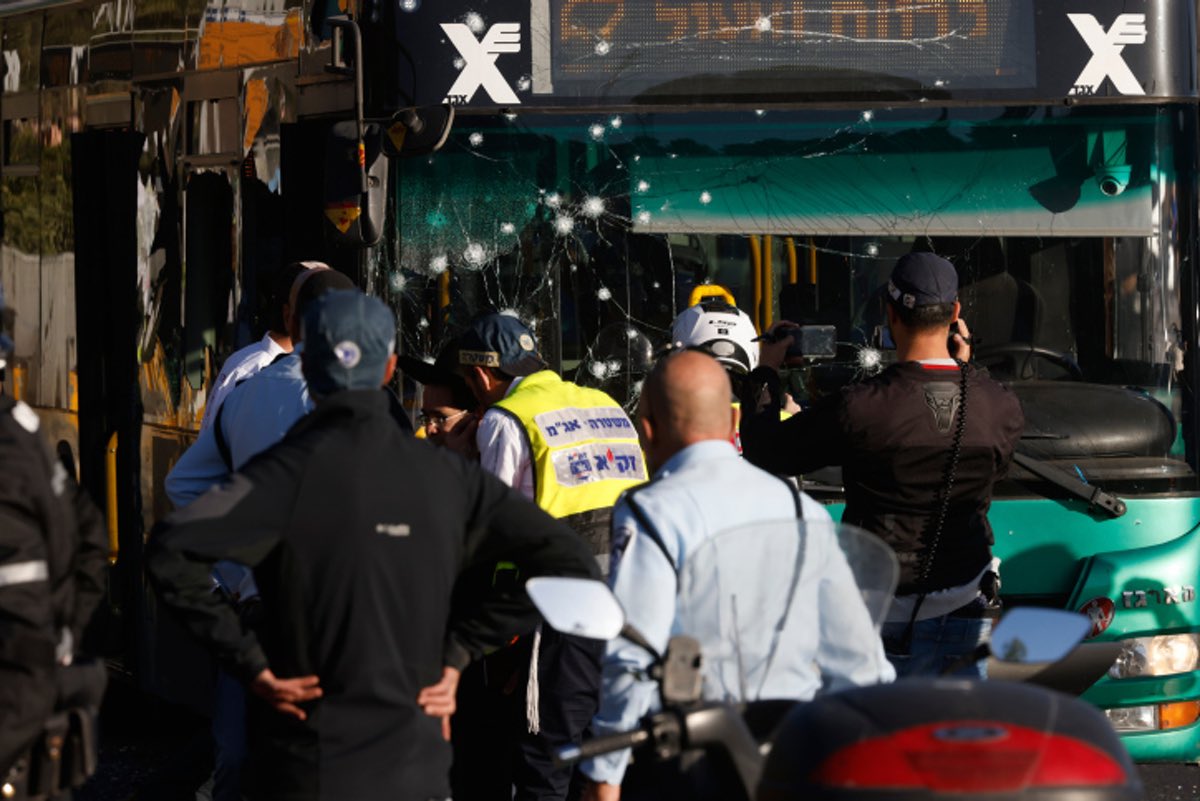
[
  {"left": 301, "top": 290, "right": 396, "bottom": 396},
  {"left": 887, "top": 252, "right": 958, "bottom": 309},
  {"left": 457, "top": 313, "right": 547, "bottom": 377}
]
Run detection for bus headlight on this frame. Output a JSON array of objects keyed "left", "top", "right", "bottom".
[
  {"left": 1105, "top": 701, "right": 1200, "bottom": 732},
  {"left": 1109, "top": 634, "right": 1200, "bottom": 679}
]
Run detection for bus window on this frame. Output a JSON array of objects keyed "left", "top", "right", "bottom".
[{"left": 393, "top": 104, "right": 1188, "bottom": 490}]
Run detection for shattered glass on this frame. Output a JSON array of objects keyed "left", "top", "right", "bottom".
[{"left": 387, "top": 103, "right": 1194, "bottom": 487}]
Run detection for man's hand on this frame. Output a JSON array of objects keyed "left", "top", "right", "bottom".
[
  {"left": 757, "top": 321, "right": 796, "bottom": 371},
  {"left": 949, "top": 317, "right": 973, "bottom": 363},
  {"left": 250, "top": 668, "right": 322, "bottom": 721},
  {"left": 418, "top": 666, "right": 461, "bottom": 718},
  {"left": 581, "top": 779, "right": 621, "bottom": 801}
]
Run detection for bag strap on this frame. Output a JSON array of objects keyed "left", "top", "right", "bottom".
[
  {"left": 917, "top": 358, "right": 970, "bottom": 589},
  {"left": 625, "top": 495, "right": 678, "bottom": 578},
  {"left": 779, "top": 476, "right": 804, "bottom": 520},
  {"left": 213, "top": 402, "right": 234, "bottom": 472},
  {"left": 901, "top": 359, "right": 969, "bottom": 641}
]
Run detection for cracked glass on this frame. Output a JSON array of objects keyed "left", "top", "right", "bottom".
[{"left": 389, "top": 102, "right": 1192, "bottom": 493}]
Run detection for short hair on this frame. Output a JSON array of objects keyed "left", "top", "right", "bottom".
[
  {"left": 888, "top": 299, "right": 957, "bottom": 331},
  {"left": 437, "top": 375, "right": 477, "bottom": 412},
  {"left": 295, "top": 269, "right": 355, "bottom": 319},
  {"left": 266, "top": 262, "right": 310, "bottom": 333}
]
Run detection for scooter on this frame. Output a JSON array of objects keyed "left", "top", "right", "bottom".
[{"left": 527, "top": 521, "right": 1142, "bottom": 801}]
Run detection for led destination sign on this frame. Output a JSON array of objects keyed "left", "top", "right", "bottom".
[
  {"left": 384, "top": 0, "right": 1195, "bottom": 109},
  {"left": 548, "top": 0, "right": 1035, "bottom": 94}
]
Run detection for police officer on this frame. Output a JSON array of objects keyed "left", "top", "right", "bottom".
[
  {"left": 0, "top": 286, "right": 108, "bottom": 799},
  {"left": 456, "top": 313, "right": 646, "bottom": 801},
  {"left": 580, "top": 351, "right": 891, "bottom": 801},
  {"left": 740, "top": 252, "right": 1024, "bottom": 677},
  {"left": 148, "top": 291, "right": 597, "bottom": 801}
]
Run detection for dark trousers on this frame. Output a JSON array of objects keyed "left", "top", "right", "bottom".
[{"left": 451, "top": 629, "right": 603, "bottom": 801}]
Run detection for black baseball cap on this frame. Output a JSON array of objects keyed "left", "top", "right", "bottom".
[
  {"left": 399, "top": 342, "right": 476, "bottom": 404},
  {"left": 887, "top": 252, "right": 958, "bottom": 309},
  {"left": 457, "top": 313, "right": 547, "bottom": 377}
]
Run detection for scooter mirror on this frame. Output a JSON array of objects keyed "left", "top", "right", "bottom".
[
  {"left": 526, "top": 577, "right": 625, "bottom": 641},
  {"left": 990, "top": 608, "right": 1091, "bottom": 665}
]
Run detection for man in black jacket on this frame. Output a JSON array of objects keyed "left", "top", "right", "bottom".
[
  {"left": 0, "top": 287, "right": 108, "bottom": 796},
  {"left": 148, "top": 290, "right": 599, "bottom": 801},
  {"left": 740, "top": 252, "right": 1024, "bottom": 678}
]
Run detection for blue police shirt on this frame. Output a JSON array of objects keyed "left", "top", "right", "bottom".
[
  {"left": 166, "top": 353, "right": 312, "bottom": 507},
  {"left": 164, "top": 353, "right": 312, "bottom": 600},
  {"left": 580, "top": 439, "right": 894, "bottom": 786}
]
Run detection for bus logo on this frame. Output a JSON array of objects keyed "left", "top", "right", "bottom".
[
  {"left": 1067, "top": 13, "right": 1147, "bottom": 97},
  {"left": 1078, "top": 596, "right": 1115, "bottom": 639},
  {"left": 441, "top": 22, "right": 522, "bottom": 106}
]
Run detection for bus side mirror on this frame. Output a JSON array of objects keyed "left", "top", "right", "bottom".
[
  {"left": 324, "top": 121, "right": 388, "bottom": 248},
  {"left": 383, "top": 105, "right": 455, "bottom": 157}
]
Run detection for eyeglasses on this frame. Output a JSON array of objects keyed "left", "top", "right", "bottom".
[{"left": 419, "top": 409, "right": 469, "bottom": 429}]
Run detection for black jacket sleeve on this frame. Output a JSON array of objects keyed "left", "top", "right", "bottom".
[
  {"left": 146, "top": 448, "right": 306, "bottom": 683},
  {"left": 739, "top": 366, "right": 847, "bottom": 476},
  {"left": 443, "top": 463, "right": 600, "bottom": 671}
]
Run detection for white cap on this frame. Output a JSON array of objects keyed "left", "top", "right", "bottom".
[{"left": 670, "top": 301, "right": 759, "bottom": 375}]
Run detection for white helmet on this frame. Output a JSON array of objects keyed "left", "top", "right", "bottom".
[{"left": 670, "top": 300, "right": 759, "bottom": 375}]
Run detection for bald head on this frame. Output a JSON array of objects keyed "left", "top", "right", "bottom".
[{"left": 638, "top": 350, "right": 735, "bottom": 469}]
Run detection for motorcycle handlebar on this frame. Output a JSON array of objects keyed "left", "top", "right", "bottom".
[{"left": 555, "top": 727, "right": 652, "bottom": 765}]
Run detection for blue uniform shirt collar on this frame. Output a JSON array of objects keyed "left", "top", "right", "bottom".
[{"left": 655, "top": 439, "right": 740, "bottom": 480}]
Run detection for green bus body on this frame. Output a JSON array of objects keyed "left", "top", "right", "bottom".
[{"left": 828, "top": 498, "right": 1200, "bottom": 760}]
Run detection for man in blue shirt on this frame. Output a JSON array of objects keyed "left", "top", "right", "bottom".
[
  {"left": 579, "top": 351, "right": 894, "bottom": 800},
  {"left": 166, "top": 267, "right": 355, "bottom": 507},
  {"left": 199, "top": 261, "right": 319, "bottom": 432}
]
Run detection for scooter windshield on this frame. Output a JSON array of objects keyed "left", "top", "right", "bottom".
[{"left": 676, "top": 520, "right": 898, "bottom": 702}]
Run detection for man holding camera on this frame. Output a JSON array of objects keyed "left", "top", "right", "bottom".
[{"left": 739, "top": 252, "right": 1024, "bottom": 677}]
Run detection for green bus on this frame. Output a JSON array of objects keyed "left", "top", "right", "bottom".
[
  {"left": 2, "top": 0, "right": 1200, "bottom": 767},
  {"left": 378, "top": 0, "right": 1200, "bottom": 762}
]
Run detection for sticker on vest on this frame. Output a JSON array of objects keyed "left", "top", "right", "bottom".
[
  {"left": 551, "top": 441, "right": 646, "bottom": 486},
  {"left": 534, "top": 407, "right": 636, "bottom": 447}
]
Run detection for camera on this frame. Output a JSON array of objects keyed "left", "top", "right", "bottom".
[
  {"left": 771, "top": 325, "right": 837, "bottom": 360},
  {"left": 1095, "top": 164, "right": 1131, "bottom": 197}
]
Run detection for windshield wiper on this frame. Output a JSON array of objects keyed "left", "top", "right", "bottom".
[{"left": 1012, "top": 452, "right": 1126, "bottom": 518}]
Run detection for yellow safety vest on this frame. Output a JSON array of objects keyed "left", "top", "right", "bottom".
[{"left": 494, "top": 371, "right": 647, "bottom": 521}]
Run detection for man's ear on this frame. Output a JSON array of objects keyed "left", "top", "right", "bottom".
[
  {"left": 636, "top": 410, "right": 654, "bottom": 450},
  {"left": 462, "top": 365, "right": 487, "bottom": 402},
  {"left": 286, "top": 308, "right": 301, "bottom": 342},
  {"left": 951, "top": 300, "right": 961, "bottom": 323}
]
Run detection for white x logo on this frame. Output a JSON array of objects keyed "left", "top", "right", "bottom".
[
  {"left": 441, "top": 23, "right": 522, "bottom": 105},
  {"left": 1067, "top": 13, "right": 1147, "bottom": 96}
]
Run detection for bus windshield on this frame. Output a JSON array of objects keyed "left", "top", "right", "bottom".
[{"left": 391, "top": 104, "right": 1193, "bottom": 494}]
